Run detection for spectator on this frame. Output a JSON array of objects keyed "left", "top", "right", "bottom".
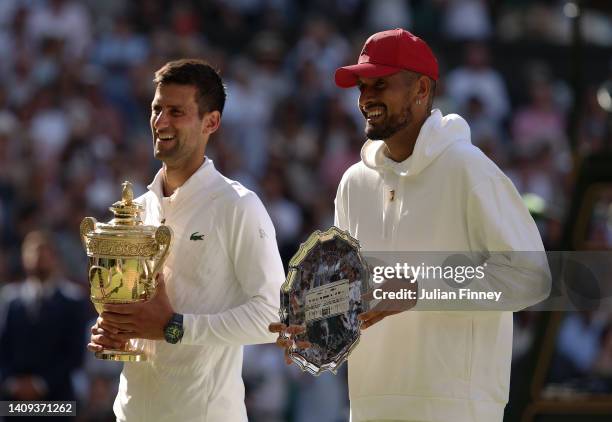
[
  {"left": 365, "top": 0, "right": 412, "bottom": 32},
  {"left": 443, "top": 0, "right": 492, "bottom": 40},
  {"left": 553, "top": 312, "right": 609, "bottom": 382},
  {"left": 512, "top": 76, "right": 568, "bottom": 156},
  {"left": 25, "top": 0, "right": 91, "bottom": 60},
  {"left": 446, "top": 42, "right": 511, "bottom": 122},
  {"left": 291, "top": 17, "right": 351, "bottom": 94},
  {"left": 0, "top": 231, "right": 89, "bottom": 409}
]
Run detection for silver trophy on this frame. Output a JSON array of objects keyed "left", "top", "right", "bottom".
[{"left": 280, "top": 227, "right": 371, "bottom": 375}]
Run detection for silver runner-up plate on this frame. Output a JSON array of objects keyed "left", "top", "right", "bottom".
[{"left": 280, "top": 226, "right": 372, "bottom": 375}]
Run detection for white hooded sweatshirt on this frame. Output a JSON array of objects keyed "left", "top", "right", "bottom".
[{"left": 334, "top": 110, "right": 549, "bottom": 422}]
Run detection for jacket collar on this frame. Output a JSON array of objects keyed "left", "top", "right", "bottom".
[{"left": 147, "top": 157, "right": 217, "bottom": 203}]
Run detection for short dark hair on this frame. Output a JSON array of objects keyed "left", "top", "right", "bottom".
[{"left": 153, "top": 59, "right": 226, "bottom": 118}]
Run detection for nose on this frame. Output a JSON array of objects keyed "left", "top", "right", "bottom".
[
  {"left": 152, "top": 110, "right": 169, "bottom": 130},
  {"left": 359, "top": 87, "right": 376, "bottom": 109}
]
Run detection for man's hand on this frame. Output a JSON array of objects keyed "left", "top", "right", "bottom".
[
  {"left": 87, "top": 273, "right": 174, "bottom": 352},
  {"left": 268, "top": 323, "right": 311, "bottom": 365},
  {"left": 358, "top": 278, "right": 418, "bottom": 329},
  {"left": 87, "top": 317, "right": 130, "bottom": 352}
]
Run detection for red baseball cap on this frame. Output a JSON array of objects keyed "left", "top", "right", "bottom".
[{"left": 335, "top": 28, "right": 439, "bottom": 88}]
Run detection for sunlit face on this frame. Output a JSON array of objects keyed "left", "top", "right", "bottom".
[
  {"left": 150, "top": 83, "right": 205, "bottom": 166},
  {"left": 357, "top": 72, "right": 416, "bottom": 140}
]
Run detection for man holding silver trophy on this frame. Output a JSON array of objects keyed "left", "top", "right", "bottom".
[
  {"left": 86, "top": 59, "right": 285, "bottom": 421},
  {"left": 271, "top": 29, "right": 550, "bottom": 422}
]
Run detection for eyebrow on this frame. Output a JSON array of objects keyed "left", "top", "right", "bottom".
[
  {"left": 151, "top": 103, "right": 185, "bottom": 109},
  {"left": 357, "top": 78, "right": 385, "bottom": 86}
]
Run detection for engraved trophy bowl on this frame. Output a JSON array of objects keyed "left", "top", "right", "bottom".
[
  {"left": 80, "top": 181, "right": 172, "bottom": 362},
  {"left": 280, "top": 227, "right": 371, "bottom": 375}
]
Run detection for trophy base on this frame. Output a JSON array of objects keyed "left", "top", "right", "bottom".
[{"left": 95, "top": 349, "right": 146, "bottom": 362}]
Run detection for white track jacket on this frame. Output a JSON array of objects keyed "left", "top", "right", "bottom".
[
  {"left": 335, "top": 110, "right": 550, "bottom": 422},
  {"left": 113, "top": 159, "right": 284, "bottom": 422}
]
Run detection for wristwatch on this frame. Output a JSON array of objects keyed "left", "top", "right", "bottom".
[{"left": 163, "top": 313, "right": 184, "bottom": 344}]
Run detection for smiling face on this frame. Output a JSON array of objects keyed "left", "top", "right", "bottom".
[
  {"left": 357, "top": 72, "right": 418, "bottom": 140},
  {"left": 150, "top": 83, "right": 207, "bottom": 168}
]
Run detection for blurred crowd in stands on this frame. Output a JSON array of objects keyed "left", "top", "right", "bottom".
[{"left": 0, "top": 0, "right": 610, "bottom": 421}]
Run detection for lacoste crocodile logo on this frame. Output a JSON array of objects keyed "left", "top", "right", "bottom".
[{"left": 190, "top": 232, "right": 205, "bottom": 241}]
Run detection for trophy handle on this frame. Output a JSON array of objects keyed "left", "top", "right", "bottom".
[
  {"left": 80, "top": 217, "right": 97, "bottom": 249},
  {"left": 150, "top": 225, "right": 172, "bottom": 288}
]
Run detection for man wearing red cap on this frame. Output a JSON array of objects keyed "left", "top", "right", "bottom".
[{"left": 273, "top": 29, "right": 549, "bottom": 422}]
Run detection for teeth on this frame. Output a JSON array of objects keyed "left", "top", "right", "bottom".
[
  {"left": 158, "top": 135, "right": 175, "bottom": 140},
  {"left": 366, "top": 108, "right": 384, "bottom": 119}
]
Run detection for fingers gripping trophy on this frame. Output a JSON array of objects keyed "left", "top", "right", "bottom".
[{"left": 80, "top": 181, "right": 172, "bottom": 361}]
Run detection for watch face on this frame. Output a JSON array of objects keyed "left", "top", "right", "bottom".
[{"left": 164, "top": 323, "right": 183, "bottom": 344}]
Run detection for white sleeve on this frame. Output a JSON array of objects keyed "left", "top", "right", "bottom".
[
  {"left": 181, "top": 193, "right": 284, "bottom": 346},
  {"left": 334, "top": 174, "right": 349, "bottom": 231},
  {"left": 465, "top": 176, "right": 551, "bottom": 311},
  {"left": 412, "top": 175, "right": 551, "bottom": 311}
]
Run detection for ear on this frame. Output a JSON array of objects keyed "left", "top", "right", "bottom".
[
  {"left": 415, "top": 76, "right": 430, "bottom": 104},
  {"left": 201, "top": 111, "right": 221, "bottom": 135}
]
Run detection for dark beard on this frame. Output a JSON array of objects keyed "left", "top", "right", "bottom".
[{"left": 365, "top": 103, "right": 413, "bottom": 140}]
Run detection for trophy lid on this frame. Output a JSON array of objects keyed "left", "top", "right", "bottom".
[
  {"left": 108, "top": 181, "right": 143, "bottom": 226},
  {"left": 87, "top": 181, "right": 157, "bottom": 238},
  {"left": 80, "top": 181, "right": 164, "bottom": 259}
]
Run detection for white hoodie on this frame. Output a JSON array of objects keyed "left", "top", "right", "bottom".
[{"left": 334, "top": 110, "right": 549, "bottom": 422}]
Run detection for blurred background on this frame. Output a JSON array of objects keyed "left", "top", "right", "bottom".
[{"left": 0, "top": 0, "right": 611, "bottom": 421}]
